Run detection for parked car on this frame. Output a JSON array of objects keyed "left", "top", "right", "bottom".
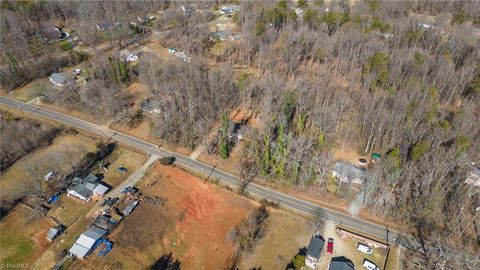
[
  {"left": 99, "top": 197, "right": 110, "bottom": 207},
  {"left": 121, "top": 186, "right": 137, "bottom": 195},
  {"left": 363, "top": 259, "right": 379, "bottom": 270},
  {"left": 117, "top": 167, "right": 128, "bottom": 174},
  {"left": 357, "top": 243, "right": 373, "bottom": 254},
  {"left": 107, "top": 197, "right": 119, "bottom": 206},
  {"left": 327, "top": 238, "right": 334, "bottom": 254}
]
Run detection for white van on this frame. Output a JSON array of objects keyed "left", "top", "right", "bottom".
[
  {"left": 357, "top": 243, "right": 373, "bottom": 254},
  {"left": 363, "top": 259, "right": 380, "bottom": 270}
]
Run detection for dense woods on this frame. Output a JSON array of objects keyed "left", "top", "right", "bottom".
[{"left": 1, "top": 0, "right": 480, "bottom": 268}]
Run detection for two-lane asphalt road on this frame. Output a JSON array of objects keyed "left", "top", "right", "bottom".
[{"left": 1, "top": 96, "right": 404, "bottom": 242}]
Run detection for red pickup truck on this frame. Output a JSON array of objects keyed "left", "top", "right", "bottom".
[{"left": 327, "top": 238, "right": 334, "bottom": 254}]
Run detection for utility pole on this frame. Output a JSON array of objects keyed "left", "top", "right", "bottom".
[
  {"left": 204, "top": 165, "right": 217, "bottom": 184},
  {"left": 383, "top": 225, "right": 391, "bottom": 270},
  {"left": 18, "top": 105, "right": 25, "bottom": 117},
  {"left": 386, "top": 225, "right": 389, "bottom": 244}
]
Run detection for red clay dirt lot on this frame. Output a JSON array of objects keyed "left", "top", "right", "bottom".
[{"left": 71, "top": 163, "right": 256, "bottom": 270}]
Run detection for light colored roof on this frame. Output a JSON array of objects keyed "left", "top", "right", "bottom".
[
  {"left": 123, "top": 200, "right": 138, "bottom": 215},
  {"left": 69, "top": 243, "right": 90, "bottom": 259},
  {"left": 72, "top": 227, "right": 107, "bottom": 253},
  {"left": 93, "top": 183, "right": 109, "bottom": 195},
  {"left": 76, "top": 233, "right": 97, "bottom": 248},
  {"left": 46, "top": 227, "right": 59, "bottom": 241},
  {"left": 85, "top": 181, "right": 97, "bottom": 191},
  {"left": 69, "top": 226, "right": 107, "bottom": 258},
  {"left": 49, "top": 73, "right": 68, "bottom": 84},
  {"left": 333, "top": 161, "right": 365, "bottom": 181}
]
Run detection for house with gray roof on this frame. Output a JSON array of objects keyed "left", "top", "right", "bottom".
[
  {"left": 305, "top": 234, "right": 325, "bottom": 269},
  {"left": 122, "top": 200, "right": 139, "bottom": 216},
  {"left": 93, "top": 214, "right": 117, "bottom": 231},
  {"left": 49, "top": 72, "right": 69, "bottom": 87},
  {"left": 67, "top": 174, "right": 109, "bottom": 202},
  {"left": 332, "top": 160, "right": 366, "bottom": 185},
  {"left": 329, "top": 256, "right": 355, "bottom": 270},
  {"left": 96, "top": 22, "right": 119, "bottom": 31},
  {"left": 69, "top": 226, "right": 107, "bottom": 259}
]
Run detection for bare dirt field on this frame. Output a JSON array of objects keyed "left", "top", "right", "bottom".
[
  {"left": 0, "top": 205, "right": 52, "bottom": 266},
  {"left": 332, "top": 147, "right": 366, "bottom": 165},
  {"left": 240, "top": 209, "right": 316, "bottom": 269},
  {"left": 0, "top": 134, "right": 96, "bottom": 203},
  {"left": 70, "top": 163, "right": 256, "bottom": 270}
]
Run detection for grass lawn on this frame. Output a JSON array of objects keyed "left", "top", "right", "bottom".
[
  {"left": 326, "top": 174, "right": 339, "bottom": 194},
  {"left": 0, "top": 205, "right": 52, "bottom": 265},
  {"left": 239, "top": 209, "right": 315, "bottom": 269},
  {"left": 48, "top": 195, "right": 93, "bottom": 226},
  {"left": 10, "top": 78, "right": 53, "bottom": 102},
  {"left": 98, "top": 147, "right": 147, "bottom": 187},
  {"left": 385, "top": 246, "right": 402, "bottom": 270}
]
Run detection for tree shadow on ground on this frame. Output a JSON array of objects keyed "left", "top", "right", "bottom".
[
  {"left": 285, "top": 247, "right": 307, "bottom": 270},
  {"left": 150, "top": 252, "right": 181, "bottom": 270}
]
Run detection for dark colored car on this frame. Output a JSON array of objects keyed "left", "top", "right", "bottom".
[
  {"left": 121, "top": 186, "right": 137, "bottom": 195},
  {"left": 99, "top": 197, "right": 110, "bottom": 207},
  {"left": 107, "top": 197, "right": 119, "bottom": 207},
  {"left": 117, "top": 167, "right": 128, "bottom": 174},
  {"left": 327, "top": 238, "right": 334, "bottom": 254}
]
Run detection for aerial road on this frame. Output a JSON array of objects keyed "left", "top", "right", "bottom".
[{"left": 1, "top": 96, "right": 410, "bottom": 244}]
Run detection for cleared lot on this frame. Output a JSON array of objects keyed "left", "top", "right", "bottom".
[
  {"left": 239, "top": 209, "right": 316, "bottom": 269},
  {"left": 70, "top": 163, "right": 256, "bottom": 270}
]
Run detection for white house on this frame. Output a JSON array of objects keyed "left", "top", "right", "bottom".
[
  {"left": 219, "top": 5, "right": 239, "bottom": 15},
  {"left": 119, "top": 49, "right": 138, "bottom": 62},
  {"left": 67, "top": 174, "right": 109, "bottom": 202},
  {"left": 294, "top": 8, "right": 303, "bottom": 17}
]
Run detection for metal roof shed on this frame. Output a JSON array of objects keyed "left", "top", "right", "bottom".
[
  {"left": 46, "top": 227, "right": 60, "bottom": 241},
  {"left": 123, "top": 200, "right": 139, "bottom": 215}
]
